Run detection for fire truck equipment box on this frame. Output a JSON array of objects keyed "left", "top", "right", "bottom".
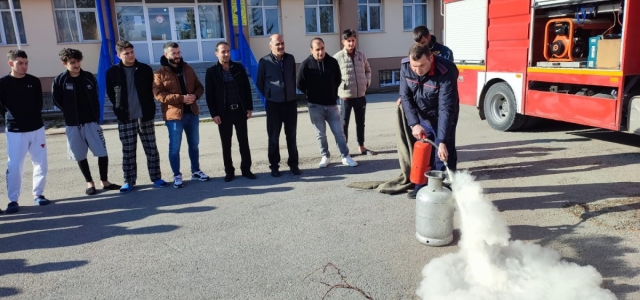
[{"left": 595, "top": 38, "right": 621, "bottom": 69}]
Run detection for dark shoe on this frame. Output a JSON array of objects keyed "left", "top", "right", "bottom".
[
  {"left": 34, "top": 195, "right": 51, "bottom": 206},
  {"left": 271, "top": 169, "right": 281, "bottom": 177},
  {"left": 290, "top": 167, "right": 301, "bottom": 175},
  {"left": 242, "top": 171, "right": 257, "bottom": 179},
  {"left": 103, "top": 184, "right": 122, "bottom": 190},
  {"left": 407, "top": 189, "right": 418, "bottom": 199},
  {"left": 6, "top": 202, "right": 19, "bottom": 214},
  {"left": 86, "top": 187, "right": 96, "bottom": 195},
  {"left": 224, "top": 174, "right": 235, "bottom": 182}
]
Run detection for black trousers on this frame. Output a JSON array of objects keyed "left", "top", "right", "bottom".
[
  {"left": 218, "top": 107, "right": 252, "bottom": 175},
  {"left": 341, "top": 96, "right": 367, "bottom": 146},
  {"left": 266, "top": 100, "right": 299, "bottom": 170}
]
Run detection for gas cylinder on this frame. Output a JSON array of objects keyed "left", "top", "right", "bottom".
[
  {"left": 415, "top": 170, "right": 454, "bottom": 246},
  {"left": 410, "top": 139, "right": 433, "bottom": 185}
]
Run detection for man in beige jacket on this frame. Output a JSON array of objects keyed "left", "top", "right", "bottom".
[{"left": 334, "top": 29, "right": 376, "bottom": 155}]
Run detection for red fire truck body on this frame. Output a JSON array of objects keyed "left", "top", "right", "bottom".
[{"left": 443, "top": 0, "right": 640, "bottom": 134}]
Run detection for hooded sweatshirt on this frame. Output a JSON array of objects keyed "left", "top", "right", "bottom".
[{"left": 296, "top": 54, "right": 342, "bottom": 106}]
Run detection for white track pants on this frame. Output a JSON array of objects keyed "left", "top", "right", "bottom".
[{"left": 6, "top": 126, "right": 48, "bottom": 202}]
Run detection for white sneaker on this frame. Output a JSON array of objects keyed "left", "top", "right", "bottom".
[
  {"left": 173, "top": 174, "right": 184, "bottom": 188},
  {"left": 342, "top": 155, "right": 358, "bottom": 167},
  {"left": 318, "top": 156, "right": 331, "bottom": 168},
  {"left": 191, "top": 170, "right": 210, "bottom": 181}
]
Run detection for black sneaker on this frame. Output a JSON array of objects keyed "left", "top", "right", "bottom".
[
  {"left": 271, "top": 169, "right": 281, "bottom": 177},
  {"left": 290, "top": 167, "right": 301, "bottom": 176},
  {"left": 34, "top": 195, "right": 51, "bottom": 206},
  {"left": 242, "top": 171, "right": 257, "bottom": 180},
  {"left": 407, "top": 189, "right": 418, "bottom": 199},
  {"left": 6, "top": 202, "right": 19, "bottom": 214}
]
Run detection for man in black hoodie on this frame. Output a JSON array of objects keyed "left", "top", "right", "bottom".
[
  {"left": 0, "top": 50, "right": 51, "bottom": 214},
  {"left": 52, "top": 48, "right": 120, "bottom": 195},
  {"left": 297, "top": 37, "right": 357, "bottom": 168},
  {"left": 106, "top": 40, "right": 168, "bottom": 193}
]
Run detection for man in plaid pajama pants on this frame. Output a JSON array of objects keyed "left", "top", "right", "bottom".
[{"left": 106, "top": 40, "right": 168, "bottom": 193}]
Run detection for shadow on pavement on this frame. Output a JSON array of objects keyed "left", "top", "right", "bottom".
[{"left": 0, "top": 259, "right": 89, "bottom": 298}]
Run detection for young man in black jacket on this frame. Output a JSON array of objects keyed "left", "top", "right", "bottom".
[
  {"left": 256, "top": 34, "right": 300, "bottom": 177},
  {"left": 297, "top": 37, "right": 357, "bottom": 168},
  {"left": 52, "top": 48, "right": 120, "bottom": 195},
  {"left": 0, "top": 50, "right": 51, "bottom": 214},
  {"left": 205, "top": 42, "right": 256, "bottom": 182},
  {"left": 106, "top": 40, "right": 168, "bottom": 193}
]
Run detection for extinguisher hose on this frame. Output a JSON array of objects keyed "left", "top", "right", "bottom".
[{"left": 420, "top": 137, "right": 454, "bottom": 182}]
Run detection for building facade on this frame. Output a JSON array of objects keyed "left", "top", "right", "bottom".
[{"left": 0, "top": 0, "right": 443, "bottom": 98}]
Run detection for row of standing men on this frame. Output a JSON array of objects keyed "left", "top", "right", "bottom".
[{"left": 0, "top": 27, "right": 405, "bottom": 213}]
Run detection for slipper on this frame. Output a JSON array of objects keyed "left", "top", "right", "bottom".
[
  {"left": 85, "top": 187, "right": 96, "bottom": 195},
  {"left": 103, "top": 184, "right": 122, "bottom": 190},
  {"left": 360, "top": 149, "right": 377, "bottom": 156}
]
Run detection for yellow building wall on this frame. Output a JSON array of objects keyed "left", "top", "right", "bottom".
[
  {"left": 0, "top": 0, "right": 101, "bottom": 78},
  {"left": 248, "top": 0, "right": 340, "bottom": 64}
]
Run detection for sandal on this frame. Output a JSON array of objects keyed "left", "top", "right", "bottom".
[
  {"left": 85, "top": 187, "right": 96, "bottom": 195},
  {"left": 103, "top": 184, "right": 122, "bottom": 190},
  {"left": 360, "top": 149, "right": 377, "bottom": 156}
]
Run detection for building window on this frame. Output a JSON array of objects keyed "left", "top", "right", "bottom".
[
  {"left": 403, "top": 0, "right": 427, "bottom": 30},
  {"left": 304, "top": 0, "right": 334, "bottom": 34},
  {"left": 248, "top": 0, "right": 279, "bottom": 37},
  {"left": 0, "top": 0, "right": 27, "bottom": 45},
  {"left": 358, "top": 0, "right": 381, "bottom": 32},
  {"left": 53, "top": 0, "right": 100, "bottom": 43},
  {"left": 379, "top": 69, "right": 400, "bottom": 87}
]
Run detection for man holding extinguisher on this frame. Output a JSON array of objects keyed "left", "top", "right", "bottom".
[{"left": 400, "top": 43, "right": 459, "bottom": 196}]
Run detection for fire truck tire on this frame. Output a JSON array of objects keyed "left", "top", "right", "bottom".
[{"left": 483, "top": 82, "right": 526, "bottom": 131}]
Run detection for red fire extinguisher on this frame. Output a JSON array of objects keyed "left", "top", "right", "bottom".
[{"left": 410, "top": 138, "right": 433, "bottom": 185}]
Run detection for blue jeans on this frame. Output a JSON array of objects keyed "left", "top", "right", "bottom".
[
  {"left": 308, "top": 103, "right": 349, "bottom": 158},
  {"left": 166, "top": 113, "right": 200, "bottom": 176}
]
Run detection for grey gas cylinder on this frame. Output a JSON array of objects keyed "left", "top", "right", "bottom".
[{"left": 415, "top": 170, "right": 454, "bottom": 246}]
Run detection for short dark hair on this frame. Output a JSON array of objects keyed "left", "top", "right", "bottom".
[
  {"left": 215, "top": 41, "right": 229, "bottom": 52},
  {"left": 163, "top": 41, "right": 179, "bottom": 52},
  {"left": 7, "top": 49, "right": 27, "bottom": 61},
  {"left": 310, "top": 37, "right": 324, "bottom": 48},
  {"left": 413, "top": 26, "right": 430, "bottom": 43},
  {"left": 342, "top": 29, "right": 357, "bottom": 40},
  {"left": 116, "top": 40, "right": 134, "bottom": 54},
  {"left": 59, "top": 48, "right": 83, "bottom": 63},
  {"left": 409, "top": 43, "right": 432, "bottom": 61}
]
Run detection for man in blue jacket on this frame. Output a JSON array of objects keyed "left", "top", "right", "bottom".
[
  {"left": 413, "top": 25, "right": 454, "bottom": 62},
  {"left": 400, "top": 43, "right": 459, "bottom": 178}
]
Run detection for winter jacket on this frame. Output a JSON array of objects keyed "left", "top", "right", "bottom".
[
  {"left": 205, "top": 61, "right": 253, "bottom": 117},
  {"left": 333, "top": 49, "right": 371, "bottom": 99},
  {"left": 399, "top": 55, "right": 459, "bottom": 142},
  {"left": 256, "top": 52, "right": 297, "bottom": 103},
  {"left": 106, "top": 60, "right": 157, "bottom": 122},
  {"left": 296, "top": 54, "right": 342, "bottom": 106},
  {"left": 52, "top": 70, "right": 101, "bottom": 126},
  {"left": 429, "top": 36, "right": 454, "bottom": 62},
  {"left": 152, "top": 56, "right": 204, "bottom": 121},
  {"left": 0, "top": 74, "right": 44, "bottom": 132}
]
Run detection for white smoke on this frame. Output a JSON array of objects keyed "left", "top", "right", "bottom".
[{"left": 416, "top": 172, "right": 617, "bottom": 300}]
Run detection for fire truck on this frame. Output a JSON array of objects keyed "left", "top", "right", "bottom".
[{"left": 443, "top": 0, "right": 640, "bottom": 134}]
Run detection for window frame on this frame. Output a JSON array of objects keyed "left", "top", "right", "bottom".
[
  {"left": 379, "top": 69, "right": 401, "bottom": 87},
  {"left": 248, "top": 0, "right": 280, "bottom": 37},
  {"left": 52, "top": 0, "right": 101, "bottom": 44},
  {"left": 303, "top": 0, "right": 335, "bottom": 35},
  {"left": 0, "top": 1, "right": 27, "bottom": 45},
  {"left": 358, "top": 0, "right": 382, "bottom": 33},
  {"left": 402, "top": 0, "right": 428, "bottom": 31}
]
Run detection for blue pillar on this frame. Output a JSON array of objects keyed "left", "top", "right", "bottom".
[{"left": 95, "top": 0, "right": 111, "bottom": 123}]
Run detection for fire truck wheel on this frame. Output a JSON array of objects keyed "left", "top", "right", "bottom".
[{"left": 483, "top": 82, "right": 526, "bottom": 131}]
